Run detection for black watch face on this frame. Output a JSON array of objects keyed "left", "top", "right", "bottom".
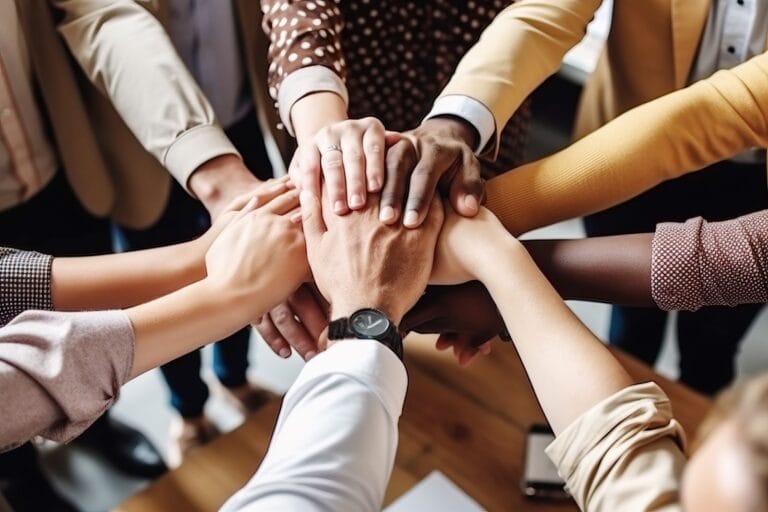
[{"left": 350, "top": 310, "right": 391, "bottom": 338}]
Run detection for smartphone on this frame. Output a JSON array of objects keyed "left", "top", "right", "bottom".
[{"left": 521, "top": 424, "right": 570, "bottom": 500}]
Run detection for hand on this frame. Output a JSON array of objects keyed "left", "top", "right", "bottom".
[
  {"left": 402, "top": 282, "right": 502, "bottom": 366},
  {"left": 254, "top": 284, "right": 330, "bottom": 360},
  {"left": 382, "top": 117, "right": 484, "bottom": 228},
  {"left": 431, "top": 205, "right": 512, "bottom": 285},
  {"left": 301, "top": 189, "right": 444, "bottom": 328},
  {"left": 205, "top": 189, "right": 307, "bottom": 316},
  {"left": 289, "top": 117, "right": 402, "bottom": 215},
  {"left": 188, "top": 154, "right": 275, "bottom": 220}
]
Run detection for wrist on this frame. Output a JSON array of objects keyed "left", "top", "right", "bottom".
[
  {"left": 421, "top": 116, "right": 478, "bottom": 148},
  {"left": 188, "top": 155, "right": 261, "bottom": 216},
  {"left": 474, "top": 235, "right": 525, "bottom": 286},
  {"left": 291, "top": 92, "right": 348, "bottom": 143}
]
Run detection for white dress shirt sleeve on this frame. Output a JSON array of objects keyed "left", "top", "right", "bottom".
[
  {"left": 423, "top": 95, "right": 498, "bottom": 155},
  {"left": 221, "top": 339, "right": 407, "bottom": 512}
]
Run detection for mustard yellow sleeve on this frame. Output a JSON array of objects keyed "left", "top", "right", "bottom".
[
  {"left": 487, "top": 51, "right": 768, "bottom": 236},
  {"left": 438, "top": 0, "right": 601, "bottom": 154}
]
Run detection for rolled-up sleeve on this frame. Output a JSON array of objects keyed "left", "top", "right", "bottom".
[
  {"left": 652, "top": 210, "right": 768, "bottom": 311},
  {"left": 52, "top": 0, "right": 239, "bottom": 191},
  {"left": 0, "top": 248, "right": 53, "bottom": 326},
  {"left": 0, "top": 310, "right": 135, "bottom": 452},
  {"left": 546, "top": 382, "right": 686, "bottom": 512},
  {"left": 261, "top": 0, "right": 348, "bottom": 135}
]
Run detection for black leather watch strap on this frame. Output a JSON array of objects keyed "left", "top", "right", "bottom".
[{"left": 328, "top": 313, "right": 404, "bottom": 361}]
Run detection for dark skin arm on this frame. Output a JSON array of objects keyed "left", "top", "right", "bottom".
[{"left": 402, "top": 233, "right": 654, "bottom": 361}]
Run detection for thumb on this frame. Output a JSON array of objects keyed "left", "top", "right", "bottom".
[{"left": 300, "top": 190, "right": 325, "bottom": 244}]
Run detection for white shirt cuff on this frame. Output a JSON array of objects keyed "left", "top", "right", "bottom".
[
  {"left": 295, "top": 339, "right": 408, "bottom": 419},
  {"left": 423, "top": 95, "right": 497, "bottom": 154},
  {"left": 278, "top": 66, "right": 349, "bottom": 137}
]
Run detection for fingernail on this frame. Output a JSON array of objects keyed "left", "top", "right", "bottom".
[
  {"left": 305, "top": 350, "right": 317, "bottom": 361},
  {"left": 464, "top": 194, "right": 479, "bottom": 214},
  {"left": 403, "top": 210, "right": 419, "bottom": 227},
  {"left": 379, "top": 205, "right": 395, "bottom": 223},
  {"left": 290, "top": 212, "right": 303, "bottom": 224},
  {"left": 349, "top": 194, "right": 364, "bottom": 208},
  {"left": 279, "top": 347, "right": 291, "bottom": 358},
  {"left": 333, "top": 200, "right": 345, "bottom": 214},
  {"left": 368, "top": 178, "right": 381, "bottom": 192}
]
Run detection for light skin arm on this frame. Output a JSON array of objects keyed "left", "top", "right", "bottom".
[
  {"left": 128, "top": 189, "right": 307, "bottom": 379},
  {"left": 50, "top": 179, "right": 293, "bottom": 312},
  {"left": 434, "top": 208, "right": 633, "bottom": 434}
]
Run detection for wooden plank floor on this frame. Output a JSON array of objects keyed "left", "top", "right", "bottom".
[{"left": 117, "top": 335, "right": 711, "bottom": 512}]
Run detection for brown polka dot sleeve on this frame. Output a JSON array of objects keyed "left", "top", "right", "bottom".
[
  {"left": 652, "top": 209, "right": 768, "bottom": 311},
  {"left": 261, "top": 0, "right": 348, "bottom": 133}
]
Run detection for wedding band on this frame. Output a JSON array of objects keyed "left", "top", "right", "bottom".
[{"left": 323, "top": 144, "right": 342, "bottom": 154}]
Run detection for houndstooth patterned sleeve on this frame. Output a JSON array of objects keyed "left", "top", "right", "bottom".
[{"left": 0, "top": 248, "right": 54, "bottom": 327}]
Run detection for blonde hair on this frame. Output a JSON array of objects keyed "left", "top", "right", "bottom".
[{"left": 696, "top": 373, "right": 768, "bottom": 507}]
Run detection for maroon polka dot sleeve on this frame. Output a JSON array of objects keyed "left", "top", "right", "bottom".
[
  {"left": 261, "top": 0, "right": 347, "bottom": 101},
  {"left": 651, "top": 209, "right": 768, "bottom": 311}
]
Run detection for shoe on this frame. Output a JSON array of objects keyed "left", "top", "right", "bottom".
[
  {"left": 75, "top": 414, "right": 167, "bottom": 479},
  {"left": 167, "top": 415, "right": 219, "bottom": 468},
  {"left": 2, "top": 469, "right": 80, "bottom": 512},
  {"left": 215, "top": 381, "right": 274, "bottom": 416}
]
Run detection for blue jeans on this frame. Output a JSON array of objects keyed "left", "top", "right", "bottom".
[
  {"left": 584, "top": 159, "right": 766, "bottom": 395},
  {"left": 116, "top": 108, "right": 274, "bottom": 417}
]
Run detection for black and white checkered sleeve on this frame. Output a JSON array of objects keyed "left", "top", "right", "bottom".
[{"left": 0, "top": 247, "right": 54, "bottom": 327}]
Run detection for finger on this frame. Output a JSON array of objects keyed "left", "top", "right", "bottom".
[
  {"left": 403, "top": 143, "right": 458, "bottom": 228},
  {"left": 287, "top": 285, "right": 328, "bottom": 347},
  {"left": 478, "top": 341, "right": 492, "bottom": 356},
  {"left": 291, "top": 146, "right": 322, "bottom": 198},
  {"left": 288, "top": 207, "right": 303, "bottom": 224},
  {"left": 315, "top": 130, "right": 347, "bottom": 214},
  {"left": 257, "top": 188, "right": 300, "bottom": 215},
  {"left": 300, "top": 190, "right": 326, "bottom": 245},
  {"left": 362, "top": 120, "right": 386, "bottom": 193},
  {"left": 380, "top": 139, "right": 417, "bottom": 224},
  {"left": 269, "top": 302, "right": 319, "bottom": 361},
  {"left": 341, "top": 131, "right": 367, "bottom": 210},
  {"left": 255, "top": 315, "right": 292, "bottom": 359},
  {"left": 458, "top": 345, "right": 480, "bottom": 367},
  {"left": 435, "top": 335, "right": 454, "bottom": 351},
  {"left": 423, "top": 194, "right": 445, "bottom": 234},
  {"left": 384, "top": 130, "right": 403, "bottom": 147},
  {"left": 449, "top": 150, "right": 484, "bottom": 217}
]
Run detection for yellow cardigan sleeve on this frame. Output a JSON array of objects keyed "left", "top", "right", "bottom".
[
  {"left": 487, "top": 51, "right": 768, "bottom": 236},
  {"left": 438, "top": 0, "right": 602, "bottom": 154}
]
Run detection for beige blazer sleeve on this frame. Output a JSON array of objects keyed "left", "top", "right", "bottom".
[
  {"left": 50, "top": 0, "right": 239, "bottom": 191},
  {"left": 437, "top": 0, "right": 602, "bottom": 154},
  {"left": 0, "top": 310, "right": 134, "bottom": 452},
  {"left": 546, "top": 382, "right": 686, "bottom": 512}
]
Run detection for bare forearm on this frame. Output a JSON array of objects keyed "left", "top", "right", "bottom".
[
  {"left": 523, "top": 234, "right": 654, "bottom": 307},
  {"left": 291, "top": 92, "right": 348, "bottom": 143},
  {"left": 127, "top": 279, "right": 269, "bottom": 379},
  {"left": 51, "top": 241, "right": 204, "bottom": 311},
  {"left": 479, "top": 238, "right": 633, "bottom": 434}
]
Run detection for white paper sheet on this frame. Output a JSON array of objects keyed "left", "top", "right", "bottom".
[{"left": 384, "top": 471, "right": 486, "bottom": 512}]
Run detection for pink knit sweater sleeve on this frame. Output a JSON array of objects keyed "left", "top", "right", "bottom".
[
  {"left": 0, "top": 310, "right": 134, "bottom": 452},
  {"left": 651, "top": 209, "right": 768, "bottom": 311}
]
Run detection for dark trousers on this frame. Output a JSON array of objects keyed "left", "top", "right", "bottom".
[
  {"left": 0, "top": 171, "right": 113, "bottom": 480},
  {"left": 116, "top": 108, "right": 274, "bottom": 417},
  {"left": 584, "top": 159, "right": 767, "bottom": 395}
]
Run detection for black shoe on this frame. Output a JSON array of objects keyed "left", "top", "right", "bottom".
[
  {"left": 0, "top": 444, "right": 80, "bottom": 512},
  {"left": 75, "top": 414, "right": 167, "bottom": 479}
]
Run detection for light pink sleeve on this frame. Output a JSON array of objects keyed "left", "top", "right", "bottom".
[
  {"left": 652, "top": 209, "right": 768, "bottom": 311},
  {"left": 0, "top": 310, "right": 135, "bottom": 452}
]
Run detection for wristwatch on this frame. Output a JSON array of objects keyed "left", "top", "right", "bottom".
[{"left": 328, "top": 308, "right": 404, "bottom": 360}]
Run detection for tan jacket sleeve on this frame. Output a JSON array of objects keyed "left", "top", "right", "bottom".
[
  {"left": 486, "top": 51, "right": 768, "bottom": 235},
  {"left": 437, "top": 0, "right": 602, "bottom": 154},
  {"left": 0, "top": 310, "right": 134, "bottom": 452},
  {"left": 50, "top": 0, "right": 239, "bottom": 192},
  {"left": 546, "top": 382, "right": 686, "bottom": 512}
]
